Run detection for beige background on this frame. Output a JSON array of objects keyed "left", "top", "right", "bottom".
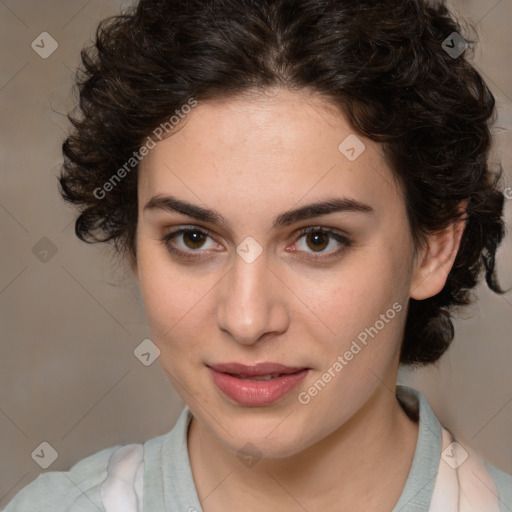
[{"left": 0, "top": 0, "right": 511, "bottom": 506}]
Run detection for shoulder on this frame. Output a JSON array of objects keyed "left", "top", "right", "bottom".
[
  {"left": 438, "top": 427, "right": 512, "bottom": 512},
  {"left": 2, "top": 409, "right": 190, "bottom": 512},
  {"left": 484, "top": 460, "right": 512, "bottom": 511},
  {"left": 2, "top": 444, "right": 122, "bottom": 512}
]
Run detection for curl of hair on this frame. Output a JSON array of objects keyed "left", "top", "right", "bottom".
[{"left": 59, "top": 0, "right": 507, "bottom": 366}]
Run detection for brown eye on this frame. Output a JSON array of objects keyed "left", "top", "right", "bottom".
[
  {"left": 161, "top": 225, "right": 351, "bottom": 262},
  {"left": 305, "top": 232, "right": 330, "bottom": 252},
  {"left": 161, "top": 226, "right": 219, "bottom": 260},
  {"left": 293, "top": 227, "right": 351, "bottom": 259},
  {"left": 181, "top": 230, "right": 208, "bottom": 250}
]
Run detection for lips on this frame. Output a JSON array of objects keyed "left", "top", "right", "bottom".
[
  {"left": 207, "top": 362, "right": 310, "bottom": 406},
  {"left": 207, "top": 362, "right": 307, "bottom": 378}
]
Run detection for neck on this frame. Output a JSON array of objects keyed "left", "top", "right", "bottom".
[{"left": 188, "top": 383, "right": 419, "bottom": 511}]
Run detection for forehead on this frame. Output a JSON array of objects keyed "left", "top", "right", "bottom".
[{"left": 137, "top": 88, "right": 403, "bottom": 223}]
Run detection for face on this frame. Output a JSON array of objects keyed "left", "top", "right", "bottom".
[{"left": 134, "top": 88, "right": 419, "bottom": 458}]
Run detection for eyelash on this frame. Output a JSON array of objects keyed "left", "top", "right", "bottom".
[{"left": 160, "top": 225, "right": 351, "bottom": 262}]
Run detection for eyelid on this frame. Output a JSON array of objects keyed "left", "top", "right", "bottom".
[
  {"left": 161, "top": 225, "right": 221, "bottom": 255},
  {"left": 161, "top": 224, "right": 351, "bottom": 260},
  {"left": 287, "top": 226, "right": 351, "bottom": 260}
]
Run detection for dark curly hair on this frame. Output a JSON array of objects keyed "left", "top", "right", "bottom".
[{"left": 59, "top": 0, "right": 507, "bottom": 366}]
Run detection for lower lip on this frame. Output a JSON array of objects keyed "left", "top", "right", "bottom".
[{"left": 208, "top": 368, "right": 309, "bottom": 406}]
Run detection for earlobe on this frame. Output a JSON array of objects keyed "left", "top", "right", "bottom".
[{"left": 410, "top": 203, "right": 467, "bottom": 301}]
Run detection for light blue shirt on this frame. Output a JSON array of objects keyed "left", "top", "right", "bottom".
[{"left": 3, "top": 385, "right": 511, "bottom": 511}]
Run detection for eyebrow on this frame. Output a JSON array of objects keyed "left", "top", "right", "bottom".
[{"left": 143, "top": 194, "right": 374, "bottom": 230}]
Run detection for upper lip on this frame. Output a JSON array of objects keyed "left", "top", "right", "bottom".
[{"left": 207, "top": 362, "right": 308, "bottom": 377}]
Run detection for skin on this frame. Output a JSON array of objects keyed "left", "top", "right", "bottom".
[{"left": 133, "top": 87, "right": 466, "bottom": 511}]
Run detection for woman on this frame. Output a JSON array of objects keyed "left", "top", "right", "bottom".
[{"left": 4, "top": 0, "right": 511, "bottom": 510}]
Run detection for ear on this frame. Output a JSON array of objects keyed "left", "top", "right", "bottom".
[{"left": 410, "top": 200, "right": 467, "bottom": 300}]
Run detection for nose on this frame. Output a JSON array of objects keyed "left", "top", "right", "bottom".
[{"left": 216, "top": 247, "right": 290, "bottom": 346}]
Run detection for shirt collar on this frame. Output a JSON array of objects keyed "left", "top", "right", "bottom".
[
  {"left": 149, "top": 385, "right": 441, "bottom": 511},
  {"left": 392, "top": 384, "right": 442, "bottom": 511}
]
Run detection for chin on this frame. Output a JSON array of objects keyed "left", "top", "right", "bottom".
[
  {"left": 211, "top": 409, "right": 312, "bottom": 459},
  {"left": 224, "top": 433, "right": 307, "bottom": 461}
]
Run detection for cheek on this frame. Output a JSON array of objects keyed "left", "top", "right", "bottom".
[
  {"left": 298, "top": 246, "right": 412, "bottom": 391},
  {"left": 135, "top": 239, "right": 212, "bottom": 352},
  {"left": 289, "top": 250, "right": 410, "bottom": 427},
  {"left": 135, "top": 224, "right": 413, "bottom": 363},
  {"left": 308, "top": 248, "right": 408, "bottom": 337}
]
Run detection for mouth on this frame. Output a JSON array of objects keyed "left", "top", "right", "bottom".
[
  {"left": 208, "top": 362, "right": 308, "bottom": 378},
  {"left": 207, "top": 362, "right": 310, "bottom": 406}
]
